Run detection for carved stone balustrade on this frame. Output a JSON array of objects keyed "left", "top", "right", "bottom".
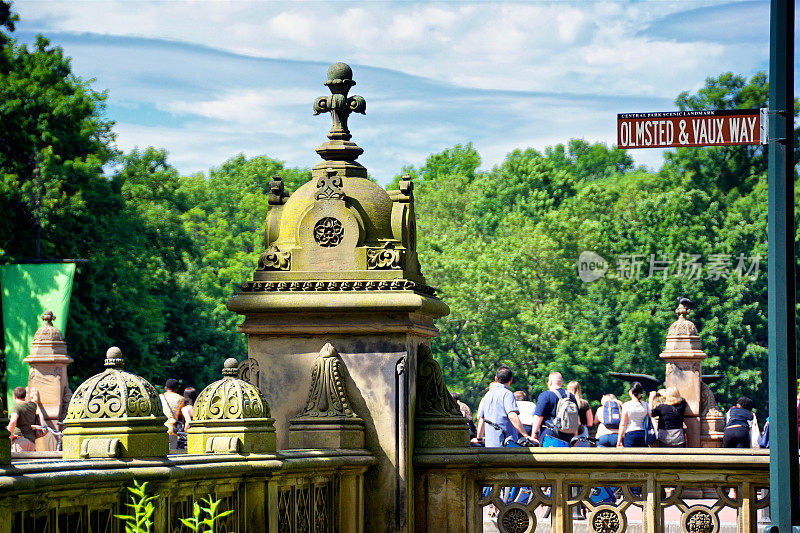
[
  {"left": 0, "top": 448, "right": 373, "bottom": 532},
  {"left": 414, "top": 447, "right": 771, "bottom": 533}
]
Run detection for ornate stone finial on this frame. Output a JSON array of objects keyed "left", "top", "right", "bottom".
[
  {"left": 315, "top": 168, "right": 345, "bottom": 201},
  {"left": 222, "top": 357, "right": 239, "bottom": 377},
  {"left": 313, "top": 62, "right": 366, "bottom": 142},
  {"left": 104, "top": 346, "right": 124, "bottom": 369},
  {"left": 668, "top": 297, "right": 699, "bottom": 337},
  {"left": 399, "top": 174, "right": 413, "bottom": 199},
  {"left": 268, "top": 174, "right": 289, "bottom": 206},
  {"left": 41, "top": 310, "right": 55, "bottom": 326}
]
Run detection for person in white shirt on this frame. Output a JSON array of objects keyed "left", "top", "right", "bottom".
[
  {"left": 617, "top": 381, "right": 651, "bottom": 447},
  {"left": 514, "top": 390, "right": 536, "bottom": 435}
]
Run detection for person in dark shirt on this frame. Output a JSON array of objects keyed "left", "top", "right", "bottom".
[
  {"left": 723, "top": 396, "right": 759, "bottom": 448},
  {"left": 649, "top": 387, "right": 687, "bottom": 447},
  {"left": 6, "top": 387, "right": 43, "bottom": 452},
  {"left": 531, "top": 372, "right": 578, "bottom": 445}
]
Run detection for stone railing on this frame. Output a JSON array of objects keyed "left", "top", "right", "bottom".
[
  {"left": 414, "top": 447, "right": 770, "bottom": 533},
  {"left": 0, "top": 449, "right": 373, "bottom": 533}
]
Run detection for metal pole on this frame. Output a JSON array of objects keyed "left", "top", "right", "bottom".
[{"left": 768, "top": 0, "right": 799, "bottom": 530}]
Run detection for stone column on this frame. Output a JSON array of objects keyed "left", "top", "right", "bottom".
[
  {"left": 228, "top": 63, "right": 468, "bottom": 532},
  {"left": 24, "top": 311, "right": 73, "bottom": 450},
  {"left": 659, "top": 301, "right": 706, "bottom": 447}
]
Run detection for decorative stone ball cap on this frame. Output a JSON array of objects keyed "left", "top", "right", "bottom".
[
  {"left": 192, "top": 359, "right": 271, "bottom": 421},
  {"left": 325, "top": 62, "right": 355, "bottom": 87},
  {"left": 676, "top": 297, "right": 694, "bottom": 318},
  {"left": 222, "top": 357, "right": 239, "bottom": 376},
  {"left": 42, "top": 310, "right": 55, "bottom": 325},
  {"left": 31, "top": 309, "right": 65, "bottom": 344},
  {"left": 105, "top": 346, "right": 124, "bottom": 368},
  {"left": 65, "top": 346, "right": 163, "bottom": 421}
]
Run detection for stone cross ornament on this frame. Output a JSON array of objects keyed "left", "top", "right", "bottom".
[{"left": 313, "top": 62, "right": 366, "bottom": 141}]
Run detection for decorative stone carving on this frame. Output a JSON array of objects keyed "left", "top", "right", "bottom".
[
  {"left": 681, "top": 505, "right": 718, "bottom": 533},
  {"left": 187, "top": 358, "right": 276, "bottom": 454},
  {"left": 416, "top": 345, "right": 461, "bottom": 418},
  {"left": 366, "top": 242, "right": 404, "bottom": 270},
  {"left": 313, "top": 63, "right": 366, "bottom": 142},
  {"left": 268, "top": 174, "right": 290, "bottom": 205},
  {"left": 240, "top": 279, "right": 436, "bottom": 296},
  {"left": 315, "top": 168, "right": 345, "bottom": 201},
  {"left": 257, "top": 245, "right": 291, "bottom": 271},
  {"left": 313, "top": 217, "right": 345, "bottom": 247},
  {"left": 589, "top": 506, "right": 626, "bottom": 533},
  {"left": 498, "top": 506, "right": 534, "bottom": 533},
  {"left": 659, "top": 298, "right": 710, "bottom": 447},
  {"left": 296, "top": 343, "right": 357, "bottom": 418},
  {"left": 288, "top": 343, "right": 365, "bottom": 449},
  {"left": 414, "top": 344, "right": 470, "bottom": 448},
  {"left": 62, "top": 347, "right": 167, "bottom": 459},
  {"left": 237, "top": 357, "right": 260, "bottom": 387},
  {"left": 700, "top": 381, "right": 723, "bottom": 417}
]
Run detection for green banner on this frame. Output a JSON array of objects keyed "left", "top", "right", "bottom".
[{"left": 1, "top": 263, "right": 76, "bottom": 407}]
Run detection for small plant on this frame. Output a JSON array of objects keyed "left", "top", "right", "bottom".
[
  {"left": 180, "top": 496, "right": 234, "bottom": 533},
  {"left": 116, "top": 480, "right": 157, "bottom": 533}
]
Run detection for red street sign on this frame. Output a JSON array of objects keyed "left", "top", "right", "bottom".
[{"left": 617, "top": 109, "right": 764, "bottom": 149}]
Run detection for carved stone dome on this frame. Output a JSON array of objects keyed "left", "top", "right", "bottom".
[
  {"left": 194, "top": 358, "right": 271, "bottom": 421},
  {"left": 275, "top": 177, "right": 394, "bottom": 249},
  {"left": 65, "top": 347, "right": 162, "bottom": 420},
  {"left": 32, "top": 310, "right": 65, "bottom": 344}
]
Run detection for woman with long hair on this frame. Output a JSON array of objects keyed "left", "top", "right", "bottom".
[
  {"left": 649, "top": 387, "right": 687, "bottom": 447},
  {"left": 567, "top": 381, "right": 593, "bottom": 437},
  {"left": 616, "top": 382, "right": 651, "bottom": 447}
]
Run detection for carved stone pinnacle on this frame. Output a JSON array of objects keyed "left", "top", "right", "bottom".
[
  {"left": 313, "top": 62, "right": 366, "bottom": 142},
  {"left": 41, "top": 310, "right": 55, "bottom": 326}
]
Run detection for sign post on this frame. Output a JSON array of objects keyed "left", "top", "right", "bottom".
[{"left": 767, "top": 0, "right": 799, "bottom": 530}]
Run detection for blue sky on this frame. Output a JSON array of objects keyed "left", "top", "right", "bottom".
[{"left": 13, "top": 1, "right": 782, "bottom": 185}]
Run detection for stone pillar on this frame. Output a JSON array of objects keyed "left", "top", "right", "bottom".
[
  {"left": 24, "top": 311, "right": 73, "bottom": 428},
  {"left": 228, "top": 63, "right": 467, "bottom": 532},
  {"left": 659, "top": 300, "right": 724, "bottom": 447}
]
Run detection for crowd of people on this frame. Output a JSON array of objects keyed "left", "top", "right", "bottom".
[{"left": 464, "top": 365, "right": 771, "bottom": 449}]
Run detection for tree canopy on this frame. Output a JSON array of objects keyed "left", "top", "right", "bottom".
[{"left": 0, "top": 2, "right": 790, "bottom": 418}]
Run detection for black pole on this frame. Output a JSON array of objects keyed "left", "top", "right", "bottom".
[{"left": 767, "top": 0, "right": 799, "bottom": 530}]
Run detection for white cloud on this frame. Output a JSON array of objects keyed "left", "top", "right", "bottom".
[{"left": 13, "top": 1, "right": 773, "bottom": 181}]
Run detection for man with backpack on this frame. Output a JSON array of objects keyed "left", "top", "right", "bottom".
[
  {"left": 531, "top": 372, "right": 579, "bottom": 446},
  {"left": 473, "top": 366, "right": 532, "bottom": 447}
]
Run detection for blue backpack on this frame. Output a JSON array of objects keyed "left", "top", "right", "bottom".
[{"left": 603, "top": 401, "right": 621, "bottom": 429}]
